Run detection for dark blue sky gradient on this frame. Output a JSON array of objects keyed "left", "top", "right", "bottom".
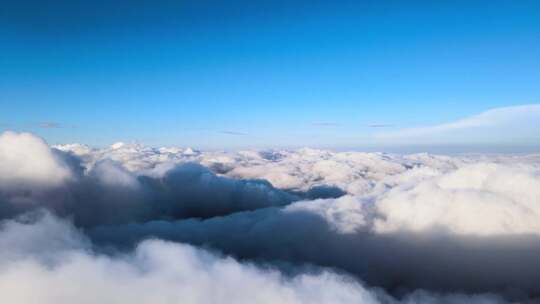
[{"left": 1, "top": 1, "right": 539, "bottom": 148}]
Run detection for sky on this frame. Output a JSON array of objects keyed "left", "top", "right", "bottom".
[{"left": 1, "top": 0, "right": 539, "bottom": 150}]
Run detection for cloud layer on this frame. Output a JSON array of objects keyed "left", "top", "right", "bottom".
[
  {"left": 0, "top": 212, "right": 510, "bottom": 304},
  {"left": 2, "top": 131, "right": 540, "bottom": 303}
]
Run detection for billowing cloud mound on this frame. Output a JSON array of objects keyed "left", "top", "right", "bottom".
[
  {"left": 375, "top": 163, "right": 540, "bottom": 235},
  {"left": 2, "top": 131, "right": 540, "bottom": 303},
  {"left": 0, "top": 212, "right": 509, "bottom": 304},
  {"left": 0, "top": 131, "right": 71, "bottom": 189},
  {"left": 0, "top": 212, "right": 376, "bottom": 304},
  {"left": 0, "top": 134, "right": 297, "bottom": 226}
]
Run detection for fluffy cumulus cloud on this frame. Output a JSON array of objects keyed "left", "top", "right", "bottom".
[
  {"left": 0, "top": 131, "right": 71, "bottom": 188},
  {"left": 0, "top": 212, "right": 372, "bottom": 304},
  {"left": 375, "top": 163, "right": 540, "bottom": 235},
  {"left": 2, "top": 131, "right": 540, "bottom": 303},
  {"left": 2, "top": 136, "right": 298, "bottom": 226},
  {"left": 0, "top": 212, "right": 508, "bottom": 304}
]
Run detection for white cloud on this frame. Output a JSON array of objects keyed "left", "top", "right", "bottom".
[
  {"left": 375, "top": 104, "right": 540, "bottom": 144},
  {"left": 285, "top": 195, "right": 367, "bottom": 233},
  {"left": 374, "top": 163, "right": 540, "bottom": 235},
  {"left": 0, "top": 212, "right": 508, "bottom": 304},
  {"left": 0, "top": 131, "right": 71, "bottom": 189},
  {"left": 91, "top": 160, "right": 140, "bottom": 188},
  {"left": 3, "top": 131, "right": 540, "bottom": 301}
]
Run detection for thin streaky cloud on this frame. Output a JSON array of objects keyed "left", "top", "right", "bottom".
[
  {"left": 3, "top": 122, "right": 77, "bottom": 129},
  {"left": 367, "top": 124, "right": 394, "bottom": 128},
  {"left": 312, "top": 122, "right": 341, "bottom": 127},
  {"left": 220, "top": 131, "right": 248, "bottom": 136},
  {"left": 34, "top": 122, "right": 78, "bottom": 129},
  {"left": 39, "top": 122, "right": 63, "bottom": 129},
  {"left": 375, "top": 104, "right": 540, "bottom": 140}
]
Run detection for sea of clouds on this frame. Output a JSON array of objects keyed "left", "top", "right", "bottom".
[{"left": 1, "top": 130, "right": 540, "bottom": 303}]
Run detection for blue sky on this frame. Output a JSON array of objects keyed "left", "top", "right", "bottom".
[{"left": 1, "top": 0, "right": 539, "bottom": 150}]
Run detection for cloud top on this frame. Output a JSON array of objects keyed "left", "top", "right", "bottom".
[
  {"left": 0, "top": 131, "right": 71, "bottom": 189},
  {"left": 1, "top": 131, "right": 540, "bottom": 302}
]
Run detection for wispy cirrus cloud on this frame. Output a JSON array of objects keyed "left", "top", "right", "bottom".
[
  {"left": 367, "top": 124, "right": 394, "bottom": 128},
  {"left": 38, "top": 122, "right": 63, "bottom": 129},
  {"left": 374, "top": 104, "right": 540, "bottom": 144},
  {"left": 37, "top": 122, "right": 77, "bottom": 129},
  {"left": 312, "top": 122, "right": 341, "bottom": 127},
  {"left": 220, "top": 130, "right": 248, "bottom": 136}
]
